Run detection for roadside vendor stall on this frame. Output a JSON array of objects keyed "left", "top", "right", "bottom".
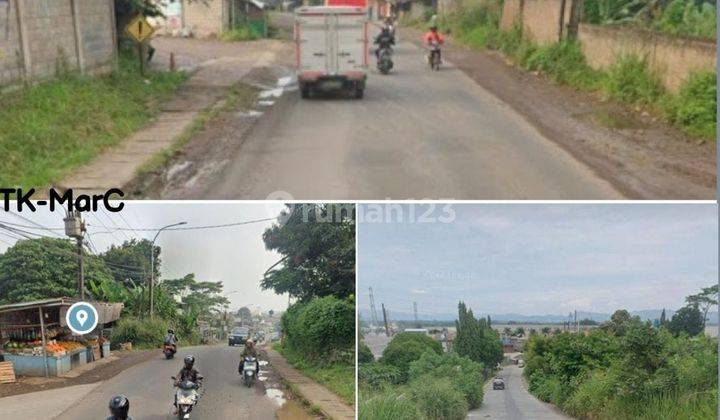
[{"left": 0, "top": 298, "right": 123, "bottom": 378}]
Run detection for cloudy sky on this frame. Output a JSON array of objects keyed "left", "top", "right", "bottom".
[
  {"left": 0, "top": 203, "right": 291, "bottom": 312},
  {"left": 358, "top": 204, "right": 717, "bottom": 317}
]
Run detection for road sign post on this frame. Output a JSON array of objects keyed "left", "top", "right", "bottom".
[{"left": 125, "top": 15, "right": 155, "bottom": 76}]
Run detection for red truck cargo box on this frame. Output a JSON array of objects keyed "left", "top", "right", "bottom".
[{"left": 326, "top": 0, "right": 367, "bottom": 7}]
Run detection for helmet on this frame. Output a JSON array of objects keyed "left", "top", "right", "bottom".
[
  {"left": 184, "top": 355, "right": 195, "bottom": 369},
  {"left": 246, "top": 339, "right": 255, "bottom": 346},
  {"left": 108, "top": 394, "right": 130, "bottom": 419},
  {"left": 167, "top": 329, "right": 174, "bottom": 334},
  {"left": 430, "top": 25, "right": 438, "bottom": 31}
]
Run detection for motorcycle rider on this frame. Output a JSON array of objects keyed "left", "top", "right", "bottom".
[
  {"left": 374, "top": 27, "right": 395, "bottom": 60},
  {"left": 107, "top": 395, "right": 133, "bottom": 420},
  {"left": 423, "top": 25, "right": 445, "bottom": 64},
  {"left": 238, "top": 339, "right": 261, "bottom": 375},
  {"left": 164, "top": 329, "right": 178, "bottom": 353},
  {"left": 174, "top": 355, "right": 201, "bottom": 412}
]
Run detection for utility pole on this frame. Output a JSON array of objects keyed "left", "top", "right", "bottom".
[
  {"left": 575, "top": 310, "right": 579, "bottom": 333},
  {"left": 368, "top": 288, "right": 379, "bottom": 332},
  {"left": 64, "top": 212, "right": 85, "bottom": 299},
  {"left": 150, "top": 222, "right": 187, "bottom": 319},
  {"left": 413, "top": 302, "right": 420, "bottom": 328},
  {"left": 381, "top": 303, "right": 390, "bottom": 337}
]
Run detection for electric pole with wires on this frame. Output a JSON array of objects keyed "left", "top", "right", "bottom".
[{"left": 64, "top": 212, "right": 86, "bottom": 299}]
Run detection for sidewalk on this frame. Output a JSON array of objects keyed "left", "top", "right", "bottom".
[
  {"left": 0, "top": 383, "right": 100, "bottom": 419},
  {"left": 58, "top": 38, "right": 287, "bottom": 195},
  {"left": 264, "top": 347, "right": 354, "bottom": 420}
]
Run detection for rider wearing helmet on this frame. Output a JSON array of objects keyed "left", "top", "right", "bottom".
[
  {"left": 107, "top": 395, "right": 132, "bottom": 420},
  {"left": 174, "top": 355, "right": 201, "bottom": 410},
  {"left": 423, "top": 25, "right": 445, "bottom": 63},
  {"left": 374, "top": 27, "right": 395, "bottom": 59},
  {"left": 238, "top": 339, "right": 260, "bottom": 374}
]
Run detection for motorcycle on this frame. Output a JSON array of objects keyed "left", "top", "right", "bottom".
[
  {"left": 376, "top": 46, "right": 394, "bottom": 75},
  {"left": 171, "top": 376, "right": 202, "bottom": 420},
  {"left": 163, "top": 344, "right": 176, "bottom": 359},
  {"left": 427, "top": 41, "right": 441, "bottom": 71},
  {"left": 242, "top": 356, "right": 258, "bottom": 387}
]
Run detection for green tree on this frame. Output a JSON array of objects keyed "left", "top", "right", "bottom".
[
  {"left": 454, "top": 302, "right": 503, "bottom": 368},
  {"left": 381, "top": 332, "right": 443, "bottom": 380},
  {"left": 262, "top": 204, "right": 355, "bottom": 301},
  {"left": 668, "top": 305, "right": 705, "bottom": 336},
  {"left": 685, "top": 285, "right": 718, "bottom": 329},
  {"left": 101, "top": 239, "right": 159, "bottom": 288},
  {"left": 0, "top": 238, "right": 113, "bottom": 303}
]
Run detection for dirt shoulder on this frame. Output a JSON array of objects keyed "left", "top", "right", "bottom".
[
  {"left": 0, "top": 349, "right": 154, "bottom": 399},
  {"left": 403, "top": 27, "right": 715, "bottom": 199}
]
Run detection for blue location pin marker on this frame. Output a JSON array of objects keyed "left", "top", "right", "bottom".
[{"left": 66, "top": 302, "right": 99, "bottom": 335}]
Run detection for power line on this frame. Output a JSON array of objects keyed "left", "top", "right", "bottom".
[
  {"left": 92, "top": 217, "right": 277, "bottom": 232},
  {"left": 7, "top": 212, "right": 65, "bottom": 238}
]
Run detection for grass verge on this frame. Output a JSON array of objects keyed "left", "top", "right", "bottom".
[
  {"left": 275, "top": 342, "right": 355, "bottom": 406},
  {"left": 0, "top": 52, "right": 187, "bottom": 187},
  {"left": 435, "top": 8, "right": 716, "bottom": 140}
]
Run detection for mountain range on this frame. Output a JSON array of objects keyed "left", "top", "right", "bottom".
[{"left": 359, "top": 309, "right": 719, "bottom": 325}]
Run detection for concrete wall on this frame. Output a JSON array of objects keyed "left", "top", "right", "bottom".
[
  {"left": 183, "top": 0, "right": 226, "bottom": 38},
  {"left": 499, "top": 0, "right": 521, "bottom": 31},
  {"left": 578, "top": 24, "right": 716, "bottom": 92},
  {"left": 522, "top": 0, "right": 569, "bottom": 44},
  {"left": 497, "top": 0, "right": 716, "bottom": 92},
  {"left": 0, "top": 0, "right": 116, "bottom": 87}
]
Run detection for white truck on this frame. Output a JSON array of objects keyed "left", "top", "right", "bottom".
[{"left": 294, "top": 6, "right": 369, "bottom": 99}]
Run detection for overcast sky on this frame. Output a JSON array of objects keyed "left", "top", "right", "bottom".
[
  {"left": 0, "top": 203, "right": 291, "bottom": 312},
  {"left": 358, "top": 204, "right": 718, "bottom": 317}
]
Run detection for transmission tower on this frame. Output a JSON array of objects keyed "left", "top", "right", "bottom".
[
  {"left": 413, "top": 302, "right": 420, "bottom": 327},
  {"left": 368, "top": 288, "right": 380, "bottom": 331}
]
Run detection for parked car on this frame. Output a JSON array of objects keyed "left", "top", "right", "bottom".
[
  {"left": 518, "top": 360, "right": 525, "bottom": 368},
  {"left": 493, "top": 377, "right": 505, "bottom": 390}
]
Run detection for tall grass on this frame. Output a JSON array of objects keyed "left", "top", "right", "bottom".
[{"left": 359, "top": 388, "right": 423, "bottom": 420}]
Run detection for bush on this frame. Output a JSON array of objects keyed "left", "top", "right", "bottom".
[
  {"left": 410, "top": 377, "right": 468, "bottom": 420},
  {"left": 359, "top": 342, "right": 375, "bottom": 364},
  {"left": 521, "top": 41, "right": 599, "bottom": 90},
  {"left": 380, "top": 333, "right": 443, "bottom": 381},
  {"left": 220, "top": 25, "right": 260, "bottom": 41},
  {"left": 663, "top": 71, "right": 716, "bottom": 139},
  {"left": 359, "top": 389, "right": 423, "bottom": 420},
  {"left": 359, "top": 362, "right": 403, "bottom": 387},
  {"left": 408, "top": 351, "right": 485, "bottom": 409},
  {"left": 281, "top": 296, "right": 355, "bottom": 363},
  {"left": 109, "top": 317, "right": 168, "bottom": 349},
  {"left": 601, "top": 54, "right": 664, "bottom": 104},
  {"left": 563, "top": 370, "right": 618, "bottom": 417}
]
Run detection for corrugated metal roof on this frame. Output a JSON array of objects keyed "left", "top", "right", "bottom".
[{"left": 0, "top": 297, "right": 78, "bottom": 313}]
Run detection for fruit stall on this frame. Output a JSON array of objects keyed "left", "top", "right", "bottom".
[{"left": 0, "top": 298, "right": 122, "bottom": 378}]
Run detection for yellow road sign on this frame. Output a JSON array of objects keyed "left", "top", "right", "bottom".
[{"left": 125, "top": 15, "right": 155, "bottom": 43}]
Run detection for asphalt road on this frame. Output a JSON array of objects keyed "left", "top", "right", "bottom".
[
  {"left": 468, "top": 364, "right": 571, "bottom": 420},
  {"left": 201, "top": 29, "right": 622, "bottom": 200},
  {"left": 53, "top": 345, "right": 297, "bottom": 420}
]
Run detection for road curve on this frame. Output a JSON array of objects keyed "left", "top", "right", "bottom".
[
  {"left": 54, "top": 344, "right": 294, "bottom": 420},
  {"left": 468, "top": 364, "right": 572, "bottom": 420},
  {"left": 202, "top": 30, "right": 622, "bottom": 200}
]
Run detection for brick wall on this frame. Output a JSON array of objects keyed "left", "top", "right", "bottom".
[
  {"left": 0, "top": 0, "right": 115, "bottom": 87},
  {"left": 183, "top": 0, "right": 226, "bottom": 38}
]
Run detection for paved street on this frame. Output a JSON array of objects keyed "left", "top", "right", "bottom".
[
  {"left": 0, "top": 345, "right": 307, "bottom": 420},
  {"left": 468, "top": 365, "right": 571, "bottom": 420},
  {"left": 195, "top": 33, "right": 621, "bottom": 200}
]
